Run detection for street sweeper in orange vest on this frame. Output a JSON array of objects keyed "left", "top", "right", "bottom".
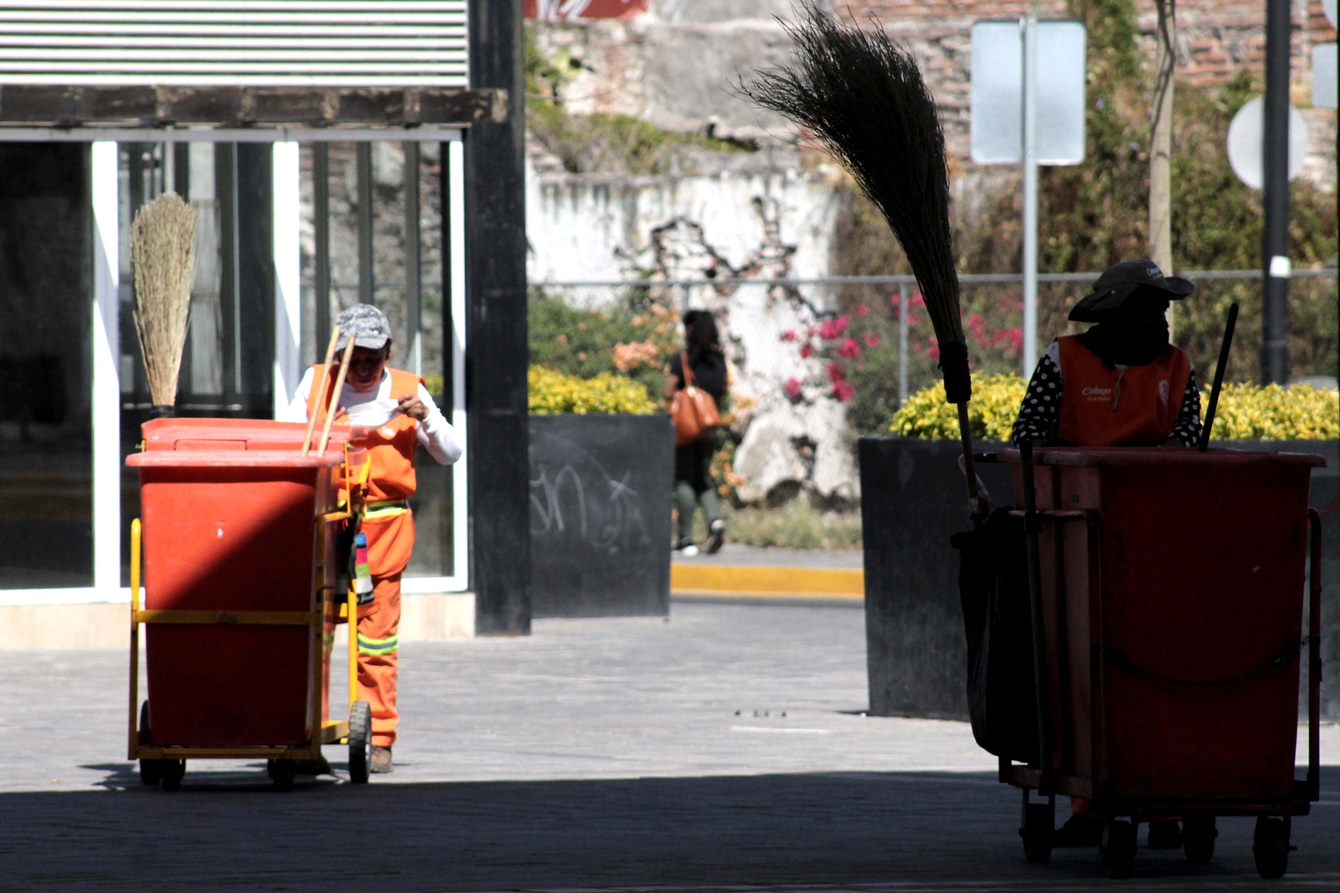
[
  {"left": 1011, "top": 259, "right": 1203, "bottom": 451},
  {"left": 1009, "top": 259, "right": 1202, "bottom": 850},
  {"left": 281, "top": 303, "right": 462, "bottom": 775}
]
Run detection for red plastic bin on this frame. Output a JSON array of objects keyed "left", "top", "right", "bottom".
[
  {"left": 127, "top": 420, "right": 350, "bottom": 749},
  {"left": 1002, "top": 447, "right": 1322, "bottom": 809}
]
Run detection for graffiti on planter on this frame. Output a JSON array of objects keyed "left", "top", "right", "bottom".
[{"left": 529, "top": 435, "right": 652, "bottom": 553}]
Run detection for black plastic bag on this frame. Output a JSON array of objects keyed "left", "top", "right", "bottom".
[{"left": 952, "top": 508, "right": 1039, "bottom": 764}]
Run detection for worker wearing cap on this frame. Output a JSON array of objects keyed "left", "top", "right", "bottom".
[
  {"left": 1009, "top": 260, "right": 1200, "bottom": 849},
  {"left": 1011, "top": 259, "right": 1202, "bottom": 449},
  {"left": 282, "top": 303, "right": 462, "bottom": 774}
]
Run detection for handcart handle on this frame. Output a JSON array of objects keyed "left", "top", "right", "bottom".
[
  {"left": 1020, "top": 442, "right": 1052, "bottom": 781},
  {"left": 1308, "top": 508, "right": 1322, "bottom": 802}
]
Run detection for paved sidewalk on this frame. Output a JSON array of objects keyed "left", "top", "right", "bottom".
[{"left": 2, "top": 600, "right": 1337, "bottom": 892}]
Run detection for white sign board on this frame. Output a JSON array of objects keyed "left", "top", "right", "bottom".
[
  {"left": 1226, "top": 97, "right": 1309, "bottom": 191},
  {"left": 971, "top": 20, "right": 1086, "bottom": 165}
]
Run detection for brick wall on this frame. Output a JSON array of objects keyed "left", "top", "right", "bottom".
[{"left": 849, "top": 0, "right": 1337, "bottom": 90}]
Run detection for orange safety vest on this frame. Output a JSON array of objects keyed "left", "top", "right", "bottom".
[
  {"left": 305, "top": 364, "right": 423, "bottom": 502},
  {"left": 1056, "top": 335, "right": 1191, "bottom": 447}
]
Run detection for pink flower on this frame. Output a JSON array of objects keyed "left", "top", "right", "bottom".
[
  {"left": 855, "top": 304, "right": 870, "bottom": 317},
  {"left": 781, "top": 330, "right": 798, "bottom": 342},
  {"left": 784, "top": 377, "right": 804, "bottom": 399},
  {"left": 927, "top": 339, "right": 941, "bottom": 362},
  {"left": 837, "top": 338, "right": 861, "bottom": 359},
  {"left": 863, "top": 333, "right": 881, "bottom": 349},
  {"left": 832, "top": 380, "right": 857, "bottom": 402},
  {"left": 817, "top": 315, "right": 850, "bottom": 340},
  {"left": 911, "top": 293, "right": 926, "bottom": 308},
  {"left": 825, "top": 361, "right": 846, "bottom": 384},
  {"left": 799, "top": 344, "right": 814, "bottom": 359}
]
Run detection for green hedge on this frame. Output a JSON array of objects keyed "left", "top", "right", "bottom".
[{"left": 889, "top": 375, "right": 1339, "bottom": 442}]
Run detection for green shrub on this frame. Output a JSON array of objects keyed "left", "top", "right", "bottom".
[
  {"left": 529, "top": 292, "right": 679, "bottom": 401},
  {"left": 889, "top": 376, "right": 1338, "bottom": 442},
  {"left": 528, "top": 365, "right": 658, "bottom": 415}
]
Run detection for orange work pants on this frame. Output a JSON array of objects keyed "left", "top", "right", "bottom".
[{"left": 356, "top": 509, "right": 414, "bottom": 748}]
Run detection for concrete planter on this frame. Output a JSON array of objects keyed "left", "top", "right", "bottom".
[
  {"left": 528, "top": 414, "right": 675, "bottom": 618},
  {"left": 858, "top": 437, "right": 1339, "bottom": 722}
]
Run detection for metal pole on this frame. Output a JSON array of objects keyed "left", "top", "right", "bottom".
[
  {"left": 1021, "top": 14, "right": 1039, "bottom": 377},
  {"left": 898, "top": 280, "right": 910, "bottom": 406},
  {"left": 357, "top": 142, "right": 375, "bottom": 305},
  {"left": 1262, "top": 0, "right": 1291, "bottom": 385}
]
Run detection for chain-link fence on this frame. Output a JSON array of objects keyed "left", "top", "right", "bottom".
[{"left": 531, "top": 268, "right": 1337, "bottom": 436}]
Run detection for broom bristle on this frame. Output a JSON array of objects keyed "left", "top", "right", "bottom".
[
  {"left": 741, "top": 3, "right": 969, "bottom": 400},
  {"left": 130, "top": 192, "right": 196, "bottom": 409}
]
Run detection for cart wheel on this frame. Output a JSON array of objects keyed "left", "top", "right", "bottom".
[
  {"left": 1253, "top": 816, "right": 1291, "bottom": 879},
  {"left": 348, "top": 700, "right": 372, "bottom": 785},
  {"left": 1183, "top": 815, "right": 1217, "bottom": 864},
  {"left": 1100, "top": 819, "right": 1136, "bottom": 879},
  {"left": 1020, "top": 800, "right": 1054, "bottom": 864},
  {"left": 137, "top": 701, "right": 164, "bottom": 786},
  {"left": 267, "top": 759, "right": 296, "bottom": 791},
  {"left": 159, "top": 759, "right": 186, "bottom": 792}
]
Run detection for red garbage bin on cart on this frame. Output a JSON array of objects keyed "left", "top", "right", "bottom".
[
  {"left": 126, "top": 418, "right": 372, "bottom": 790},
  {"left": 987, "top": 447, "right": 1324, "bottom": 879}
]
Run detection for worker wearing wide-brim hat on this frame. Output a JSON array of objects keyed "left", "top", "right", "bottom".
[
  {"left": 1011, "top": 259, "right": 1203, "bottom": 449},
  {"left": 281, "top": 303, "right": 462, "bottom": 775}
]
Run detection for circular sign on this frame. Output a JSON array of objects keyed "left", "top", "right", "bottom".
[{"left": 1226, "top": 97, "right": 1309, "bottom": 191}]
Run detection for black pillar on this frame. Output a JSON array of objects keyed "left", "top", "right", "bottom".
[
  {"left": 236, "top": 143, "right": 276, "bottom": 415},
  {"left": 466, "top": 0, "right": 531, "bottom": 635},
  {"left": 1261, "top": 0, "right": 1291, "bottom": 385}
]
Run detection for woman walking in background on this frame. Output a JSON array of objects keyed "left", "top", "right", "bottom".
[{"left": 666, "top": 309, "right": 728, "bottom": 557}]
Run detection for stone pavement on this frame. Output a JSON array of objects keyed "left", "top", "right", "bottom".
[{"left": 2, "top": 599, "right": 1337, "bottom": 892}]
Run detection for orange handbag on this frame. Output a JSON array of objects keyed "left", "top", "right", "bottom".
[{"left": 669, "top": 352, "right": 721, "bottom": 446}]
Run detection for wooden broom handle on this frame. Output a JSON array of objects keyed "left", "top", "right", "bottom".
[
  {"left": 301, "top": 326, "right": 342, "bottom": 455},
  {"left": 316, "top": 336, "right": 356, "bottom": 456}
]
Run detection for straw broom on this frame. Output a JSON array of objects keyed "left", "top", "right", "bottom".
[
  {"left": 741, "top": 4, "right": 980, "bottom": 512},
  {"left": 130, "top": 192, "right": 197, "bottom": 416}
]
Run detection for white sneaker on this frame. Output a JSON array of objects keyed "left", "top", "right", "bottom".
[{"left": 675, "top": 539, "right": 699, "bottom": 557}]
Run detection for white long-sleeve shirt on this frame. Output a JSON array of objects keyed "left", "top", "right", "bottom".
[{"left": 280, "top": 366, "right": 463, "bottom": 465}]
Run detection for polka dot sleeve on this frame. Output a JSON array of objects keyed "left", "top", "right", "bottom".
[
  {"left": 1010, "top": 345, "right": 1062, "bottom": 446},
  {"left": 1171, "top": 366, "right": 1203, "bottom": 447}
]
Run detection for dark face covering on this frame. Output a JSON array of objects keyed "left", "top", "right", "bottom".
[{"left": 1079, "top": 294, "right": 1172, "bottom": 366}]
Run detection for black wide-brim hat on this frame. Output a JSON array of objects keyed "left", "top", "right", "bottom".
[{"left": 1069, "top": 259, "right": 1195, "bottom": 323}]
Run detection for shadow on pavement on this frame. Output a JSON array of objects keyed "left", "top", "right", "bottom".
[{"left": 9, "top": 768, "right": 1338, "bottom": 891}]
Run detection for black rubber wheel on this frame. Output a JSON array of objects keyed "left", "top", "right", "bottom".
[
  {"left": 137, "top": 701, "right": 164, "bottom": 786},
  {"left": 159, "top": 759, "right": 186, "bottom": 792},
  {"left": 1100, "top": 819, "right": 1137, "bottom": 879},
  {"left": 267, "top": 759, "right": 296, "bottom": 791},
  {"left": 1183, "top": 815, "right": 1217, "bottom": 864},
  {"left": 1021, "top": 801, "right": 1054, "bottom": 864},
  {"left": 1253, "top": 816, "right": 1291, "bottom": 879},
  {"left": 348, "top": 700, "right": 372, "bottom": 784}
]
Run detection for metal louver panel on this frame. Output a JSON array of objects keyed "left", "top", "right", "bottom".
[{"left": 0, "top": 0, "right": 469, "bottom": 87}]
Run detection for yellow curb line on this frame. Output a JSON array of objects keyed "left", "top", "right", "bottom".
[{"left": 670, "top": 565, "right": 864, "bottom": 599}]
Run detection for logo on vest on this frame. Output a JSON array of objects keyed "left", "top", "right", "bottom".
[
  {"left": 1158, "top": 380, "right": 1170, "bottom": 405},
  {"left": 1082, "top": 385, "right": 1112, "bottom": 402}
]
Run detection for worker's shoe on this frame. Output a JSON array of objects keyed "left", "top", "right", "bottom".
[
  {"left": 370, "top": 746, "right": 393, "bottom": 774},
  {"left": 292, "top": 755, "right": 332, "bottom": 776},
  {"left": 706, "top": 519, "right": 726, "bottom": 554},
  {"left": 1052, "top": 815, "right": 1102, "bottom": 847},
  {"left": 1146, "top": 820, "right": 1182, "bottom": 850}
]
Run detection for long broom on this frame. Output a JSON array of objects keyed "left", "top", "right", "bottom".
[
  {"left": 130, "top": 192, "right": 197, "bottom": 417},
  {"left": 741, "top": 4, "right": 979, "bottom": 513}
]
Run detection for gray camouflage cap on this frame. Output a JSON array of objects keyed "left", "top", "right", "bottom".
[{"left": 334, "top": 303, "right": 391, "bottom": 350}]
